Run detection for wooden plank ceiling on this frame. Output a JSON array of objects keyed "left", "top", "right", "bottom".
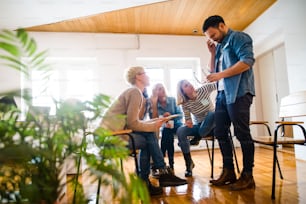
[{"left": 26, "top": 0, "right": 276, "bottom": 36}]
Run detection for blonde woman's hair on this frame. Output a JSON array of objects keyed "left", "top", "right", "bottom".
[
  {"left": 177, "top": 79, "right": 189, "bottom": 105},
  {"left": 125, "top": 66, "right": 145, "bottom": 85},
  {"left": 152, "top": 83, "right": 168, "bottom": 96}
]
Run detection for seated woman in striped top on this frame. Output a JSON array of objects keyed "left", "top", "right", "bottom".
[{"left": 176, "top": 79, "right": 217, "bottom": 177}]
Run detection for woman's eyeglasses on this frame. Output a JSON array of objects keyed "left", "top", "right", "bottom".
[{"left": 137, "top": 72, "right": 146, "bottom": 75}]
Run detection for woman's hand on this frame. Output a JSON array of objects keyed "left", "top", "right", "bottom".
[
  {"left": 155, "top": 118, "right": 165, "bottom": 129},
  {"left": 150, "top": 89, "right": 158, "bottom": 105},
  {"left": 163, "top": 112, "right": 170, "bottom": 117}
]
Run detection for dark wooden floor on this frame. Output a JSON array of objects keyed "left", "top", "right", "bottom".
[{"left": 78, "top": 147, "right": 306, "bottom": 204}]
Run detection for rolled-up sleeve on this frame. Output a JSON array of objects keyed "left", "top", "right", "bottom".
[{"left": 233, "top": 32, "right": 255, "bottom": 67}]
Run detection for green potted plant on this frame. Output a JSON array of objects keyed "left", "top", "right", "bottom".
[{"left": 0, "top": 29, "right": 149, "bottom": 204}]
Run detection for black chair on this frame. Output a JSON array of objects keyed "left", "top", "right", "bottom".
[
  {"left": 199, "top": 129, "right": 240, "bottom": 179},
  {"left": 250, "top": 91, "right": 306, "bottom": 199},
  {"left": 96, "top": 129, "right": 138, "bottom": 204},
  {"left": 250, "top": 121, "right": 284, "bottom": 179}
]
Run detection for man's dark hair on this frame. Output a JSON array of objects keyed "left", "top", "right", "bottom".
[{"left": 202, "top": 15, "right": 225, "bottom": 32}]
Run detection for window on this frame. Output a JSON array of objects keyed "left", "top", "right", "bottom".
[
  {"left": 145, "top": 68, "right": 164, "bottom": 95},
  {"left": 137, "top": 57, "right": 201, "bottom": 98},
  {"left": 21, "top": 58, "right": 99, "bottom": 116}
]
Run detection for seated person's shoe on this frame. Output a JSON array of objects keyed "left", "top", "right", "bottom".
[
  {"left": 185, "top": 161, "right": 195, "bottom": 177},
  {"left": 185, "top": 170, "right": 192, "bottom": 177},
  {"left": 210, "top": 168, "right": 237, "bottom": 186},
  {"left": 166, "top": 166, "right": 174, "bottom": 175},
  {"left": 151, "top": 168, "right": 160, "bottom": 179},
  {"left": 229, "top": 172, "right": 255, "bottom": 191},
  {"left": 151, "top": 166, "right": 176, "bottom": 178},
  {"left": 148, "top": 182, "right": 163, "bottom": 196},
  {"left": 159, "top": 168, "right": 187, "bottom": 187},
  {"left": 189, "top": 137, "right": 201, "bottom": 145}
]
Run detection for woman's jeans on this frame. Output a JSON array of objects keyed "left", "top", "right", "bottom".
[
  {"left": 215, "top": 91, "right": 254, "bottom": 173},
  {"left": 160, "top": 124, "right": 180, "bottom": 168},
  {"left": 177, "top": 111, "right": 215, "bottom": 154},
  {"left": 128, "top": 131, "right": 165, "bottom": 181}
]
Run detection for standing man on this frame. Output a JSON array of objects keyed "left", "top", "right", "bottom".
[{"left": 203, "top": 15, "right": 256, "bottom": 190}]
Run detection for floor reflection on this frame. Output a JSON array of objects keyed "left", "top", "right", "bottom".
[
  {"left": 149, "top": 148, "right": 306, "bottom": 204},
  {"left": 82, "top": 148, "right": 306, "bottom": 204}
]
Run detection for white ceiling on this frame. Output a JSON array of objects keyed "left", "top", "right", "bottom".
[{"left": 0, "top": 0, "right": 166, "bottom": 30}]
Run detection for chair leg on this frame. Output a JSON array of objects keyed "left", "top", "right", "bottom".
[
  {"left": 272, "top": 138, "right": 278, "bottom": 199},
  {"left": 204, "top": 136, "right": 215, "bottom": 179},
  {"left": 120, "top": 159, "right": 124, "bottom": 173},
  {"left": 133, "top": 153, "right": 139, "bottom": 175},
  {"left": 128, "top": 133, "right": 140, "bottom": 175},
  {"left": 228, "top": 132, "right": 240, "bottom": 173},
  {"left": 276, "top": 155, "right": 283, "bottom": 179},
  {"left": 205, "top": 140, "right": 213, "bottom": 179},
  {"left": 211, "top": 136, "right": 215, "bottom": 178},
  {"left": 96, "top": 159, "right": 126, "bottom": 204},
  {"left": 261, "top": 122, "right": 283, "bottom": 178},
  {"left": 96, "top": 177, "right": 101, "bottom": 204}
]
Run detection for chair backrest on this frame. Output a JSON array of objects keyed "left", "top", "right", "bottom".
[{"left": 279, "top": 90, "right": 306, "bottom": 118}]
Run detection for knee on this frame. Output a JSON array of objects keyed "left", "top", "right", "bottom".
[
  {"left": 129, "top": 136, "right": 146, "bottom": 150},
  {"left": 176, "top": 129, "right": 185, "bottom": 140}
]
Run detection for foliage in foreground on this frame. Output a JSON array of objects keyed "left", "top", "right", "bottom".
[{"left": 0, "top": 28, "right": 149, "bottom": 203}]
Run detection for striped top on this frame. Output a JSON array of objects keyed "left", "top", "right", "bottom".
[{"left": 182, "top": 83, "right": 216, "bottom": 124}]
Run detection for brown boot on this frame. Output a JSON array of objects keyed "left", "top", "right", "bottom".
[
  {"left": 210, "top": 168, "right": 237, "bottom": 186},
  {"left": 229, "top": 172, "right": 255, "bottom": 190}
]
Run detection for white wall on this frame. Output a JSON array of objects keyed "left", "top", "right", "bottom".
[
  {"left": 245, "top": 0, "right": 306, "bottom": 160},
  {"left": 22, "top": 33, "right": 209, "bottom": 98},
  {"left": 245, "top": 0, "right": 306, "bottom": 93}
]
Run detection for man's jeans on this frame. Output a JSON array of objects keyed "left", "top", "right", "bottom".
[
  {"left": 129, "top": 131, "right": 165, "bottom": 181},
  {"left": 215, "top": 91, "right": 254, "bottom": 173},
  {"left": 177, "top": 111, "right": 215, "bottom": 153}
]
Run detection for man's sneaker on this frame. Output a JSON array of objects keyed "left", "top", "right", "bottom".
[
  {"left": 148, "top": 182, "right": 163, "bottom": 196},
  {"left": 159, "top": 170, "right": 187, "bottom": 187},
  {"left": 151, "top": 168, "right": 160, "bottom": 179}
]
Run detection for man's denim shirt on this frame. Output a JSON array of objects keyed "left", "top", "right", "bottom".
[{"left": 214, "top": 29, "right": 255, "bottom": 104}]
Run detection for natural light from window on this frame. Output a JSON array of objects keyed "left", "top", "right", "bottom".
[
  {"left": 22, "top": 58, "right": 99, "bottom": 116},
  {"left": 137, "top": 57, "right": 201, "bottom": 99}
]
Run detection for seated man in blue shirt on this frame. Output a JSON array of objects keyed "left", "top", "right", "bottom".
[{"left": 150, "top": 83, "right": 183, "bottom": 171}]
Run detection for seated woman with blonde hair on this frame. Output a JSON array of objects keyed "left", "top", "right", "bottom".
[{"left": 176, "top": 79, "right": 216, "bottom": 177}]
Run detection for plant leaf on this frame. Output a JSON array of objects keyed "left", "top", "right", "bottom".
[
  {"left": 0, "top": 42, "right": 21, "bottom": 56},
  {"left": 17, "top": 28, "right": 29, "bottom": 48},
  {"left": 0, "top": 32, "right": 15, "bottom": 42},
  {"left": 0, "top": 54, "right": 27, "bottom": 68},
  {"left": 31, "top": 50, "right": 48, "bottom": 65}
]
